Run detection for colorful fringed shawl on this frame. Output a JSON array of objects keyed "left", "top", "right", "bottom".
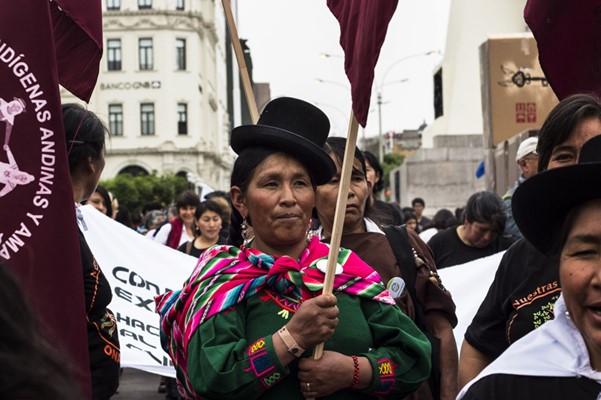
[{"left": 155, "top": 236, "right": 394, "bottom": 388}]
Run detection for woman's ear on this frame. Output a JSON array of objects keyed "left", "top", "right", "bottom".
[{"left": 230, "top": 186, "right": 247, "bottom": 218}]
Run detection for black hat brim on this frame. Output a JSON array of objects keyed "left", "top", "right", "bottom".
[
  {"left": 231, "top": 124, "right": 336, "bottom": 185},
  {"left": 512, "top": 163, "right": 601, "bottom": 254}
]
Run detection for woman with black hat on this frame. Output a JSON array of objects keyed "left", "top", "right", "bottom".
[
  {"left": 155, "top": 98, "right": 431, "bottom": 399},
  {"left": 458, "top": 134, "right": 601, "bottom": 399},
  {"left": 459, "top": 94, "right": 601, "bottom": 387}
]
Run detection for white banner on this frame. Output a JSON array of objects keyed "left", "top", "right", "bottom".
[
  {"left": 438, "top": 251, "right": 506, "bottom": 349},
  {"left": 80, "top": 205, "right": 196, "bottom": 377},
  {"left": 80, "top": 204, "right": 506, "bottom": 375}
]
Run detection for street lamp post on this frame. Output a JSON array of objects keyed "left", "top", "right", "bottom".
[{"left": 376, "top": 50, "right": 440, "bottom": 163}]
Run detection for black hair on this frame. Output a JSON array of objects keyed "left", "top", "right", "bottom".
[
  {"left": 362, "top": 150, "right": 384, "bottom": 194},
  {"left": 195, "top": 200, "right": 224, "bottom": 221},
  {"left": 205, "top": 190, "right": 228, "bottom": 200},
  {"left": 93, "top": 185, "right": 113, "bottom": 217},
  {"left": 175, "top": 190, "right": 201, "bottom": 210},
  {"left": 412, "top": 197, "right": 425, "bottom": 207},
  {"left": 115, "top": 207, "right": 132, "bottom": 228},
  {"left": 403, "top": 210, "right": 417, "bottom": 223},
  {"left": 324, "top": 137, "right": 367, "bottom": 176},
  {"left": 62, "top": 103, "right": 108, "bottom": 174},
  {"left": 464, "top": 191, "right": 506, "bottom": 234},
  {"left": 455, "top": 207, "right": 465, "bottom": 222},
  {"left": 0, "top": 265, "right": 80, "bottom": 399},
  {"left": 430, "top": 208, "right": 457, "bottom": 230},
  {"left": 537, "top": 94, "right": 601, "bottom": 172}
]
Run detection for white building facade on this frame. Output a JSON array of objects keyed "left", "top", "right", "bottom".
[{"left": 62, "top": 0, "right": 235, "bottom": 190}]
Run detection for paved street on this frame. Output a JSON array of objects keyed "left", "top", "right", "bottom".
[{"left": 114, "top": 368, "right": 165, "bottom": 400}]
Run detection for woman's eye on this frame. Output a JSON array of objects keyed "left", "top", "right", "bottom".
[
  {"left": 552, "top": 152, "right": 575, "bottom": 163},
  {"left": 571, "top": 249, "right": 598, "bottom": 258},
  {"left": 294, "top": 180, "right": 309, "bottom": 187}
]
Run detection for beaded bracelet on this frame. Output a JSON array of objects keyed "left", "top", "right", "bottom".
[{"left": 350, "top": 355, "right": 360, "bottom": 388}]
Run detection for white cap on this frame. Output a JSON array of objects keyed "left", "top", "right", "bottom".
[{"left": 516, "top": 137, "right": 538, "bottom": 162}]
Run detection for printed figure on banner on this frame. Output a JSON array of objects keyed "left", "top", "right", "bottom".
[{"left": 0, "top": 96, "right": 34, "bottom": 198}]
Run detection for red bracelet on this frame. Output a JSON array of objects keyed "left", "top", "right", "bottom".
[{"left": 351, "top": 355, "right": 360, "bottom": 388}]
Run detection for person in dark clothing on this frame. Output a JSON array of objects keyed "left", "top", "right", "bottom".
[
  {"left": 0, "top": 264, "right": 81, "bottom": 400},
  {"left": 427, "top": 192, "right": 513, "bottom": 268},
  {"left": 459, "top": 94, "right": 601, "bottom": 388},
  {"left": 63, "top": 103, "right": 120, "bottom": 400},
  {"left": 178, "top": 201, "right": 224, "bottom": 258},
  {"left": 412, "top": 198, "right": 431, "bottom": 233},
  {"left": 458, "top": 134, "right": 601, "bottom": 400},
  {"left": 363, "top": 150, "right": 403, "bottom": 226},
  {"left": 316, "top": 138, "right": 458, "bottom": 400}
]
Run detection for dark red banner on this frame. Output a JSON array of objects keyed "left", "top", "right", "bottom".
[
  {"left": 0, "top": 1, "right": 99, "bottom": 397},
  {"left": 328, "top": 0, "right": 398, "bottom": 127},
  {"left": 525, "top": 0, "right": 601, "bottom": 99}
]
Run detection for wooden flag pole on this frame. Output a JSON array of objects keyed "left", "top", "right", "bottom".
[
  {"left": 221, "top": 0, "right": 260, "bottom": 124},
  {"left": 313, "top": 110, "right": 360, "bottom": 360}
]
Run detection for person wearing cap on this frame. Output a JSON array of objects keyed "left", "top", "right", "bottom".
[
  {"left": 155, "top": 98, "right": 431, "bottom": 399},
  {"left": 314, "top": 137, "right": 458, "bottom": 400},
  {"left": 501, "top": 136, "right": 539, "bottom": 239},
  {"left": 459, "top": 94, "right": 601, "bottom": 388},
  {"left": 458, "top": 134, "right": 601, "bottom": 400}
]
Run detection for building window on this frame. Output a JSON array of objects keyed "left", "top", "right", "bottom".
[
  {"left": 107, "top": 0, "right": 120, "bottom": 10},
  {"left": 138, "top": 0, "right": 152, "bottom": 9},
  {"left": 108, "top": 104, "right": 123, "bottom": 136},
  {"left": 176, "top": 39, "right": 186, "bottom": 70},
  {"left": 140, "top": 103, "right": 155, "bottom": 136},
  {"left": 138, "top": 38, "right": 153, "bottom": 70},
  {"left": 434, "top": 67, "right": 443, "bottom": 119},
  {"left": 177, "top": 103, "right": 188, "bottom": 135},
  {"left": 176, "top": 0, "right": 185, "bottom": 10},
  {"left": 107, "top": 39, "right": 122, "bottom": 71}
]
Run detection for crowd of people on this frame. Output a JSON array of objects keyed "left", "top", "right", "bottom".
[{"left": 3, "top": 93, "right": 601, "bottom": 399}]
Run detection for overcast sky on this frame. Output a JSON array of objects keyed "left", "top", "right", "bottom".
[{"left": 238, "top": 0, "right": 451, "bottom": 139}]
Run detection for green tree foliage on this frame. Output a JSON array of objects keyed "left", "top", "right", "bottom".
[
  {"left": 382, "top": 153, "right": 404, "bottom": 188},
  {"left": 102, "top": 173, "right": 190, "bottom": 214}
]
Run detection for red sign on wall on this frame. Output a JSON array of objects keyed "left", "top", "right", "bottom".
[{"left": 516, "top": 102, "right": 537, "bottom": 123}]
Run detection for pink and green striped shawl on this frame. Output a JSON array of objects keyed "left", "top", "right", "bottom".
[{"left": 155, "top": 236, "right": 394, "bottom": 391}]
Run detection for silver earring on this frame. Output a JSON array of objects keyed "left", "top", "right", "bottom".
[{"left": 241, "top": 218, "right": 254, "bottom": 245}]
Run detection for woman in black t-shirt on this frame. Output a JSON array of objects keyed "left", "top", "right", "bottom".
[
  {"left": 459, "top": 134, "right": 601, "bottom": 400},
  {"left": 459, "top": 94, "right": 601, "bottom": 387},
  {"left": 64, "top": 104, "right": 120, "bottom": 399},
  {"left": 178, "top": 200, "right": 224, "bottom": 258}
]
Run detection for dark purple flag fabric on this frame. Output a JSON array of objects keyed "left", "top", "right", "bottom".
[
  {"left": 1, "top": 1, "right": 95, "bottom": 397},
  {"left": 52, "top": 0, "right": 103, "bottom": 102},
  {"left": 525, "top": 0, "right": 601, "bottom": 99},
  {"left": 327, "top": 0, "right": 398, "bottom": 127}
]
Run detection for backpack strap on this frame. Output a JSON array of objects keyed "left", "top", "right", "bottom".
[{"left": 381, "top": 225, "right": 420, "bottom": 317}]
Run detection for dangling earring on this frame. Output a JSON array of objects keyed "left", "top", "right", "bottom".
[{"left": 241, "top": 217, "right": 254, "bottom": 246}]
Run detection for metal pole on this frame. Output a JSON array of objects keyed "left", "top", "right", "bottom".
[{"left": 377, "top": 91, "right": 383, "bottom": 163}]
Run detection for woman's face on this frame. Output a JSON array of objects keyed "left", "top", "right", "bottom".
[
  {"left": 548, "top": 117, "right": 601, "bottom": 170},
  {"left": 88, "top": 191, "right": 108, "bottom": 215},
  {"left": 232, "top": 153, "right": 315, "bottom": 253},
  {"left": 179, "top": 205, "right": 197, "bottom": 226},
  {"left": 197, "top": 210, "right": 222, "bottom": 241},
  {"left": 405, "top": 218, "right": 417, "bottom": 232},
  {"left": 315, "top": 154, "right": 370, "bottom": 235},
  {"left": 560, "top": 199, "right": 601, "bottom": 366},
  {"left": 365, "top": 159, "right": 378, "bottom": 194}
]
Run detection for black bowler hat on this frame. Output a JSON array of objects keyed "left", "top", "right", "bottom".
[
  {"left": 230, "top": 97, "right": 336, "bottom": 185},
  {"left": 513, "top": 134, "right": 601, "bottom": 254}
]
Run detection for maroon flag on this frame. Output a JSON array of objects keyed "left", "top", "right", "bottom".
[
  {"left": 328, "top": 0, "right": 398, "bottom": 126},
  {"left": 52, "top": 0, "right": 103, "bottom": 102},
  {"left": 1, "top": 1, "right": 101, "bottom": 397},
  {"left": 525, "top": 0, "right": 601, "bottom": 99}
]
